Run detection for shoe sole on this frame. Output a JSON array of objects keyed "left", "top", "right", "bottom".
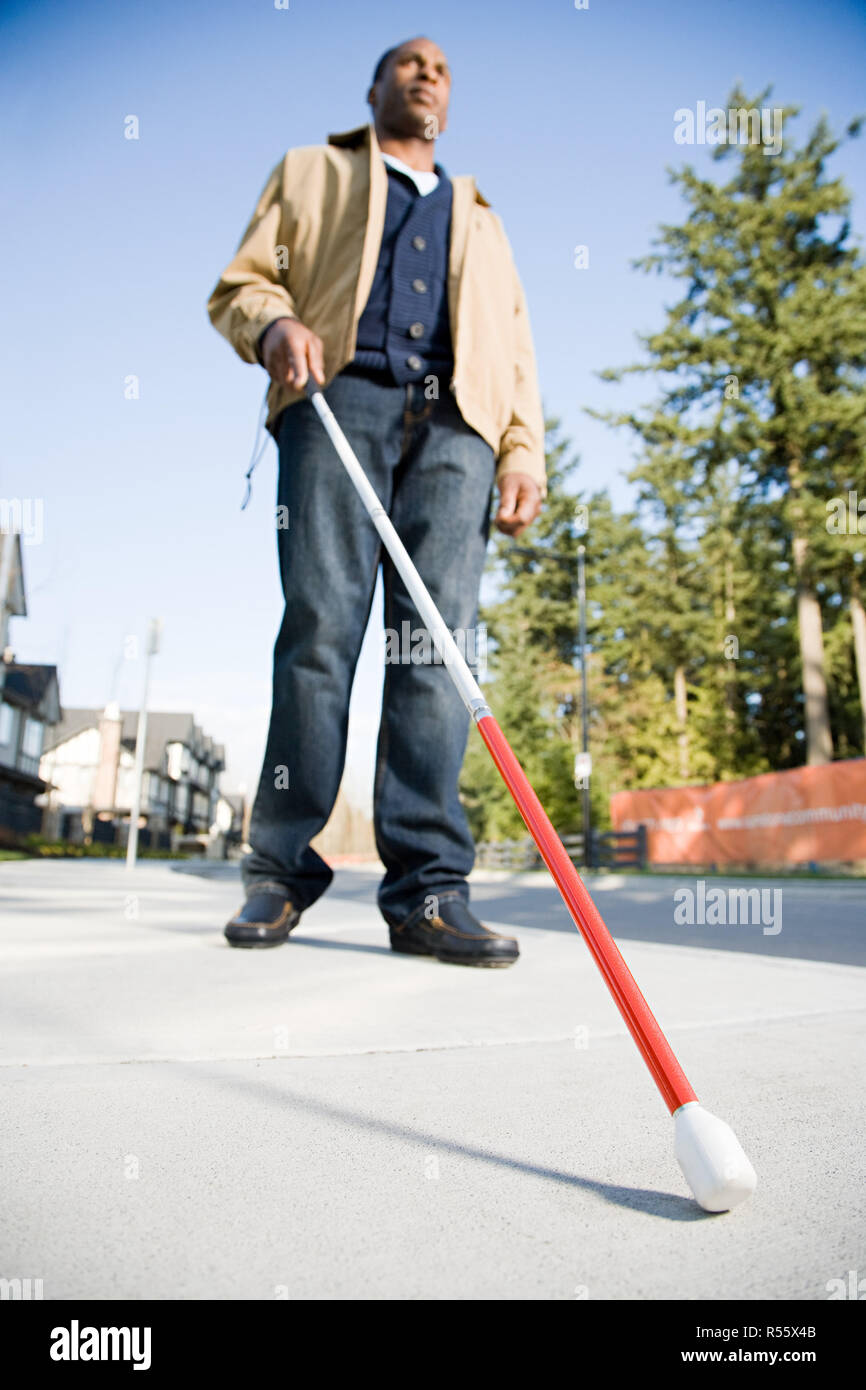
[
  {"left": 390, "top": 940, "right": 518, "bottom": 967},
  {"left": 225, "top": 932, "right": 291, "bottom": 948},
  {"left": 436, "top": 952, "right": 518, "bottom": 967}
]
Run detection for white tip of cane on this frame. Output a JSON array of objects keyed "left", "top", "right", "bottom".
[{"left": 673, "top": 1102, "right": 758, "bottom": 1212}]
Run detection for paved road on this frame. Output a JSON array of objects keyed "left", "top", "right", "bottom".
[
  {"left": 1, "top": 859, "right": 863, "bottom": 1300},
  {"left": 324, "top": 865, "right": 866, "bottom": 967}
]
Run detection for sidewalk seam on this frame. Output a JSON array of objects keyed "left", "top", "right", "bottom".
[{"left": 1, "top": 1002, "right": 862, "bottom": 1072}]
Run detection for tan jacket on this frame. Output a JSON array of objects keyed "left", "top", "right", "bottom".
[{"left": 207, "top": 122, "right": 547, "bottom": 496}]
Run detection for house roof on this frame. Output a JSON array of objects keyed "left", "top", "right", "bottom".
[
  {"left": 42, "top": 707, "right": 104, "bottom": 751},
  {"left": 2, "top": 663, "right": 60, "bottom": 719},
  {"left": 118, "top": 710, "right": 197, "bottom": 770},
  {"left": 44, "top": 707, "right": 226, "bottom": 773}
]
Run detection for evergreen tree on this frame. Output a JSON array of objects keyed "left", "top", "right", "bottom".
[
  {"left": 460, "top": 416, "right": 589, "bottom": 841},
  {"left": 592, "top": 89, "right": 866, "bottom": 764}
]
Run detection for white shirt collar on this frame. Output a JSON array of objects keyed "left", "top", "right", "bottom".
[{"left": 381, "top": 152, "right": 440, "bottom": 197}]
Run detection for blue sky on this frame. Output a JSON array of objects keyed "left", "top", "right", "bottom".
[{"left": 2, "top": 0, "right": 864, "bottom": 806}]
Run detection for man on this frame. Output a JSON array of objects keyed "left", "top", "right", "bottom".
[{"left": 208, "top": 36, "right": 546, "bottom": 966}]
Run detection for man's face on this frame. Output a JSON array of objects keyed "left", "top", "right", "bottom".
[{"left": 370, "top": 38, "right": 451, "bottom": 140}]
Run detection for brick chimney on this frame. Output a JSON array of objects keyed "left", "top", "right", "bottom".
[{"left": 92, "top": 702, "right": 122, "bottom": 811}]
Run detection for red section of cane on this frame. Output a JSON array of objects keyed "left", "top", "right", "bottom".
[{"left": 476, "top": 714, "right": 698, "bottom": 1114}]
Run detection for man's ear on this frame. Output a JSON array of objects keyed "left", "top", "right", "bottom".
[{"left": 367, "top": 84, "right": 377, "bottom": 111}]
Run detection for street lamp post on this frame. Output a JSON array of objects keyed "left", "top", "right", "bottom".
[{"left": 126, "top": 618, "right": 162, "bottom": 871}]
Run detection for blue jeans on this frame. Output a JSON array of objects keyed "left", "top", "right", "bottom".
[{"left": 241, "top": 369, "right": 497, "bottom": 924}]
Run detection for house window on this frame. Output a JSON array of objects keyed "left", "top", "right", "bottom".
[
  {"left": 22, "top": 718, "right": 44, "bottom": 759},
  {"left": 0, "top": 702, "right": 13, "bottom": 747}
]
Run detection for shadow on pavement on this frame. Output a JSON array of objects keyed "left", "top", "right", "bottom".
[{"left": 197, "top": 1067, "right": 711, "bottom": 1223}]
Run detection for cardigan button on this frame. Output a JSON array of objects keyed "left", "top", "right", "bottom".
[
  {"left": 412, "top": 235, "right": 427, "bottom": 250},
  {"left": 407, "top": 354, "right": 423, "bottom": 370},
  {"left": 409, "top": 321, "right": 425, "bottom": 339},
  {"left": 412, "top": 278, "right": 427, "bottom": 293}
]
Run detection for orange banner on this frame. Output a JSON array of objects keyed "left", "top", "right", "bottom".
[{"left": 610, "top": 759, "right": 866, "bottom": 865}]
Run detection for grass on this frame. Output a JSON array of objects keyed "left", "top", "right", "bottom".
[{"left": 0, "top": 837, "right": 190, "bottom": 861}]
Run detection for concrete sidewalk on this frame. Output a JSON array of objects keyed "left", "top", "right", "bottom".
[{"left": 1, "top": 859, "right": 863, "bottom": 1300}]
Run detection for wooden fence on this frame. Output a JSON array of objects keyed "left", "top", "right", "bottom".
[{"left": 475, "top": 825, "right": 647, "bottom": 872}]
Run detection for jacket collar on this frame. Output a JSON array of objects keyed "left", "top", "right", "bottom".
[{"left": 327, "top": 122, "right": 491, "bottom": 207}]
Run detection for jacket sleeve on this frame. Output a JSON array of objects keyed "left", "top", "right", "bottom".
[
  {"left": 207, "top": 157, "right": 299, "bottom": 364},
  {"left": 495, "top": 257, "right": 548, "bottom": 499}
]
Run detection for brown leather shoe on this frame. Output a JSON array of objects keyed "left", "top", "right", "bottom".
[
  {"left": 389, "top": 896, "right": 519, "bottom": 967},
  {"left": 224, "top": 890, "right": 301, "bottom": 948}
]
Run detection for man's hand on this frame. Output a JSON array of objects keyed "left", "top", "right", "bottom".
[
  {"left": 494, "top": 472, "right": 543, "bottom": 536},
  {"left": 261, "top": 317, "right": 325, "bottom": 390}
]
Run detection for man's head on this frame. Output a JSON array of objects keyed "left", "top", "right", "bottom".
[{"left": 367, "top": 36, "right": 451, "bottom": 143}]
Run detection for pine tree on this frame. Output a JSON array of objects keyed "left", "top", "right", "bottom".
[
  {"left": 592, "top": 89, "right": 866, "bottom": 765},
  {"left": 460, "top": 416, "right": 589, "bottom": 841}
]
